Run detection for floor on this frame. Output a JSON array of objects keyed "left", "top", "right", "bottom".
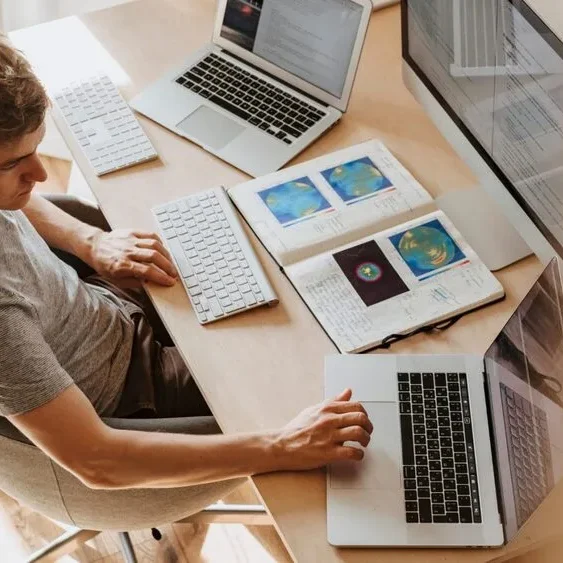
[{"left": 0, "top": 480, "right": 291, "bottom": 562}]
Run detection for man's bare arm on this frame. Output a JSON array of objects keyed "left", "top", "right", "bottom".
[
  {"left": 23, "top": 193, "right": 102, "bottom": 260},
  {"left": 22, "top": 193, "right": 177, "bottom": 285},
  {"left": 9, "top": 385, "right": 372, "bottom": 490}
]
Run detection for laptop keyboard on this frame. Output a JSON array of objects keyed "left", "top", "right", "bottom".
[
  {"left": 175, "top": 53, "right": 327, "bottom": 145},
  {"left": 500, "top": 384, "right": 554, "bottom": 528},
  {"left": 399, "top": 372, "right": 482, "bottom": 524}
]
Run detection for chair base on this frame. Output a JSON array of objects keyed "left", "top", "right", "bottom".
[
  {"left": 179, "top": 503, "right": 273, "bottom": 526},
  {"left": 26, "top": 528, "right": 100, "bottom": 563},
  {"left": 26, "top": 504, "right": 273, "bottom": 562}
]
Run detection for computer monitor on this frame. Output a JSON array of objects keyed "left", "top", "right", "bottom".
[{"left": 401, "top": 0, "right": 563, "bottom": 266}]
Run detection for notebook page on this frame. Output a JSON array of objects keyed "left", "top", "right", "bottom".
[
  {"left": 228, "top": 139, "right": 434, "bottom": 267},
  {"left": 285, "top": 211, "right": 504, "bottom": 353}
]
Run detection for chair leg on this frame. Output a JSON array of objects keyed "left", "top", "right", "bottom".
[
  {"left": 26, "top": 528, "right": 99, "bottom": 562},
  {"left": 177, "top": 503, "right": 273, "bottom": 526},
  {"left": 118, "top": 531, "right": 138, "bottom": 563}
]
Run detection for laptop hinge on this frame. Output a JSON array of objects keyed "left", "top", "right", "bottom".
[
  {"left": 217, "top": 48, "right": 330, "bottom": 108},
  {"left": 482, "top": 366, "right": 506, "bottom": 533}
]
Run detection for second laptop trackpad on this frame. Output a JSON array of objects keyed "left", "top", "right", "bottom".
[{"left": 177, "top": 105, "right": 245, "bottom": 150}]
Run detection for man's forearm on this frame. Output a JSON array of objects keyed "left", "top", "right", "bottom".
[
  {"left": 82, "top": 427, "right": 285, "bottom": 490},
  {"left": 22, "top": 193, "right": 101, "bottom": 263}
]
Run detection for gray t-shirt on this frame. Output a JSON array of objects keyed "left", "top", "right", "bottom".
[{"left": 0, "top": 210, "right": 135, "bottom": 416}]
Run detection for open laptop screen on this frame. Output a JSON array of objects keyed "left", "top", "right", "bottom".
[
  {"left": 484, "top": 258, "right": 563, "bottom": 540},
  {"left": 219, "top": 0, "right": 364, "bottom": 99}
]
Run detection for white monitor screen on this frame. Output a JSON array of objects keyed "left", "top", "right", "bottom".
[
  {"left": 220, "top": 0, "right": 363, "bottom": 98},
  {"left": 404, "top": 0, "right": 563, "bottom": 258}
]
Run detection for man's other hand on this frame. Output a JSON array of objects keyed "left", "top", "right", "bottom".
[
  {"left": 273, "top": 389, "right": 373, "bottom": 471},
  {"left": 88, "top": 229, "right": 178, "bottom": 286}
]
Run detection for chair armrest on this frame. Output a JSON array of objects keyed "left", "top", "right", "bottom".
[
  {"left": 102, "top": 416, "right": 221, "bottom": 435},
  {"left": 0, "top": 415, "right": 221, "bottom": 448},
  {"left": 0, "top": 416, "right": 32, "bottom": 445}
]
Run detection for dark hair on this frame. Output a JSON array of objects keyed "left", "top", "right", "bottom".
[{"left": 0, "top": 36, "right": 49, "bottom": 144}]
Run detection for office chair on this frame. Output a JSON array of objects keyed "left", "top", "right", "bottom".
[{"left": 0, "top": 415, "right": 272, "bottom": 562}]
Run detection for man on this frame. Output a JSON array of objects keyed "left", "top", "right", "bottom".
[{"left": 0, "top": 37, "right": 372, "bottom": 490}]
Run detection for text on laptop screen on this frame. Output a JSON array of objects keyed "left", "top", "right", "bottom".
[
  {"left": 405, "top": 0, "right": 563, "bottom": 258},
  {"left": 220, "top": 0, "right": 363, "bottom": 99},
  {"left": 484, "top": 259, "right": 563, "bottom": 540}
]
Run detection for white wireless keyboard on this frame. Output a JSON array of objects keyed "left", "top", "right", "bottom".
[
  {"left": 52, "top": 74, "right": 158, "bottom": 176},
  {"left": 153, "top": 187, "right": 278, "bottom": 324}
]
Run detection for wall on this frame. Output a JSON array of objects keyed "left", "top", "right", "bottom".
[{"left": 0, "top": 0, "right": 134, "bottom": 32}]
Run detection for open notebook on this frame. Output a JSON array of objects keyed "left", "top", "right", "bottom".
[{"left": 228, "top": 140, "right": 504, "bottom": 353}]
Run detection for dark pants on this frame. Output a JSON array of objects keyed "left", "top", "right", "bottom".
[{"left": 44, "top": 194, "right": 211, "bottom": 418}]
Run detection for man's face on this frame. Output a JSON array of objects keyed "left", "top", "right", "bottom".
[{"left": 0, "top": 123, "right": 48, "bottom": 210}]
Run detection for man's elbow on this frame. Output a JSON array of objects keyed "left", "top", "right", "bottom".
[
  {"left": 62, "top": 443, "right": 133, "bottom": 491},
  {"left": 77, "top": 467, "right": 123, "bottom": 490}
]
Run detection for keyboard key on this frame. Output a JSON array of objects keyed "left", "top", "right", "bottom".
[
  {"left": 167, "top": 238, "right": 194, "bottom": 278},
  {"left": 459, "top": 507, "right": 473, "bottom": 523},
  {"left": 419, "top": 499, "right": 432, "bottom": 522},
  {"left": 281, "top": 123, "right": 301, "bottom": 138},
  {"left": 209, "top": 94, "right": 250, "bottom": 121}
]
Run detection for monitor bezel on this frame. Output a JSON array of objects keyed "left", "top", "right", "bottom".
[
  {"left": 212, "top": 0, "right": 372, "bottom": 112},
  {"left": 401, "top": 0, "right": 563, "bottom": 260}
]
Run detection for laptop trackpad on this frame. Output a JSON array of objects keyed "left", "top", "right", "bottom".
[
  {"left": 177, "top": 105, "right": 245, "bottom": 149},
  {"left": 330, "top": 402, "right": 402, "bottom": 490}
]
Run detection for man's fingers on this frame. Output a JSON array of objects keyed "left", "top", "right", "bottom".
[
  {"left": 130, "top": 248, "right": 178, "bottom": 278},
  {"left": 128, "top": 261, "right": 176, "bottom": 286},
  {"left": 333, "top": 445, "right": 364, "bottom": 462},
  {"left": 332, "top": 388, "right": 352, "bottom": 402},
  {"left": 336, "top": 426, "right": 371, "bottom": 447},
  {"left": 136, "top": 237, "right": 174, "bottom": 263},
  {"left": 131, "top": 230, "right": 162, "bottom": 241},
  {"left": 335, "top": 411, "right": 373, "bottom": 434},
  {"left": 325, "top": 401, "right": 368, "bottom": 416}
]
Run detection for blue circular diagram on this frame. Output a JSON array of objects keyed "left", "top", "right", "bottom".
[{"left": 398, "top": 226, "right": 457, "bottom": 272}]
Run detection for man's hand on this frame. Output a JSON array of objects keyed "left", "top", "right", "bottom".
[
  {"left": 272, "top": 389, "right": 373, "bottom": 471},
  {"left": 87, "top": 229, "right": 178, "bottom": 287}
]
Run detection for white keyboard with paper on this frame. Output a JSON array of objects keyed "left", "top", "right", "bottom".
[{"left": 52, "top": 74, "right": 158, "bottom": 176}]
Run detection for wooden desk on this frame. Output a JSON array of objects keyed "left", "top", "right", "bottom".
[{"left": 11, "top": 1, "right": 562, "bottom": 561}]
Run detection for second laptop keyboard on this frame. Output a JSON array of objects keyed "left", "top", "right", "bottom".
[
  {"left": 176, "top": 53, "right": 327, "bottom": 145},
  {"left": 500, "top": 383, "right": 554, "bottom": 528},
  {"left": 398, "top": 372, "right": 482, "bottom": 525},
  {"left": 153, "top": 187, "right": 278, "bottom": 324}
]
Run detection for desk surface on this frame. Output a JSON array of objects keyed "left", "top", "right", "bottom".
[{"left": 11, "top": 1, "right": 563, "bottom": 561}]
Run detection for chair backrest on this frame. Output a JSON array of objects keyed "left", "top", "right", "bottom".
[{"left": 0, "top": 416, "right": 242, "bottom": 531}]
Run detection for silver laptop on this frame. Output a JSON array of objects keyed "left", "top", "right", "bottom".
[
  {"left": 325, "top": 258, "right": 563, "bottom": 547},
  {"left": 130, "top": 0, "right": 372, "bottom": 178}
]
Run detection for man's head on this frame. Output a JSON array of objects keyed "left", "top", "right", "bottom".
[{"left": 0, "top": 36, "right": 49, "bottom": 210}]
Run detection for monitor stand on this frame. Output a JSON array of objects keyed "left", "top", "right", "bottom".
[{"left": 436, "top": 187, "right": 532, "bottom": 272}]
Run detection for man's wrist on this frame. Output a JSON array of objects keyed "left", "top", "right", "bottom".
[
  {"left": 70, "top": 224, "right": 103, "bottom": 267},
  {"left": 252, "top": 430, "right": 290, "bottom": 474}
]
